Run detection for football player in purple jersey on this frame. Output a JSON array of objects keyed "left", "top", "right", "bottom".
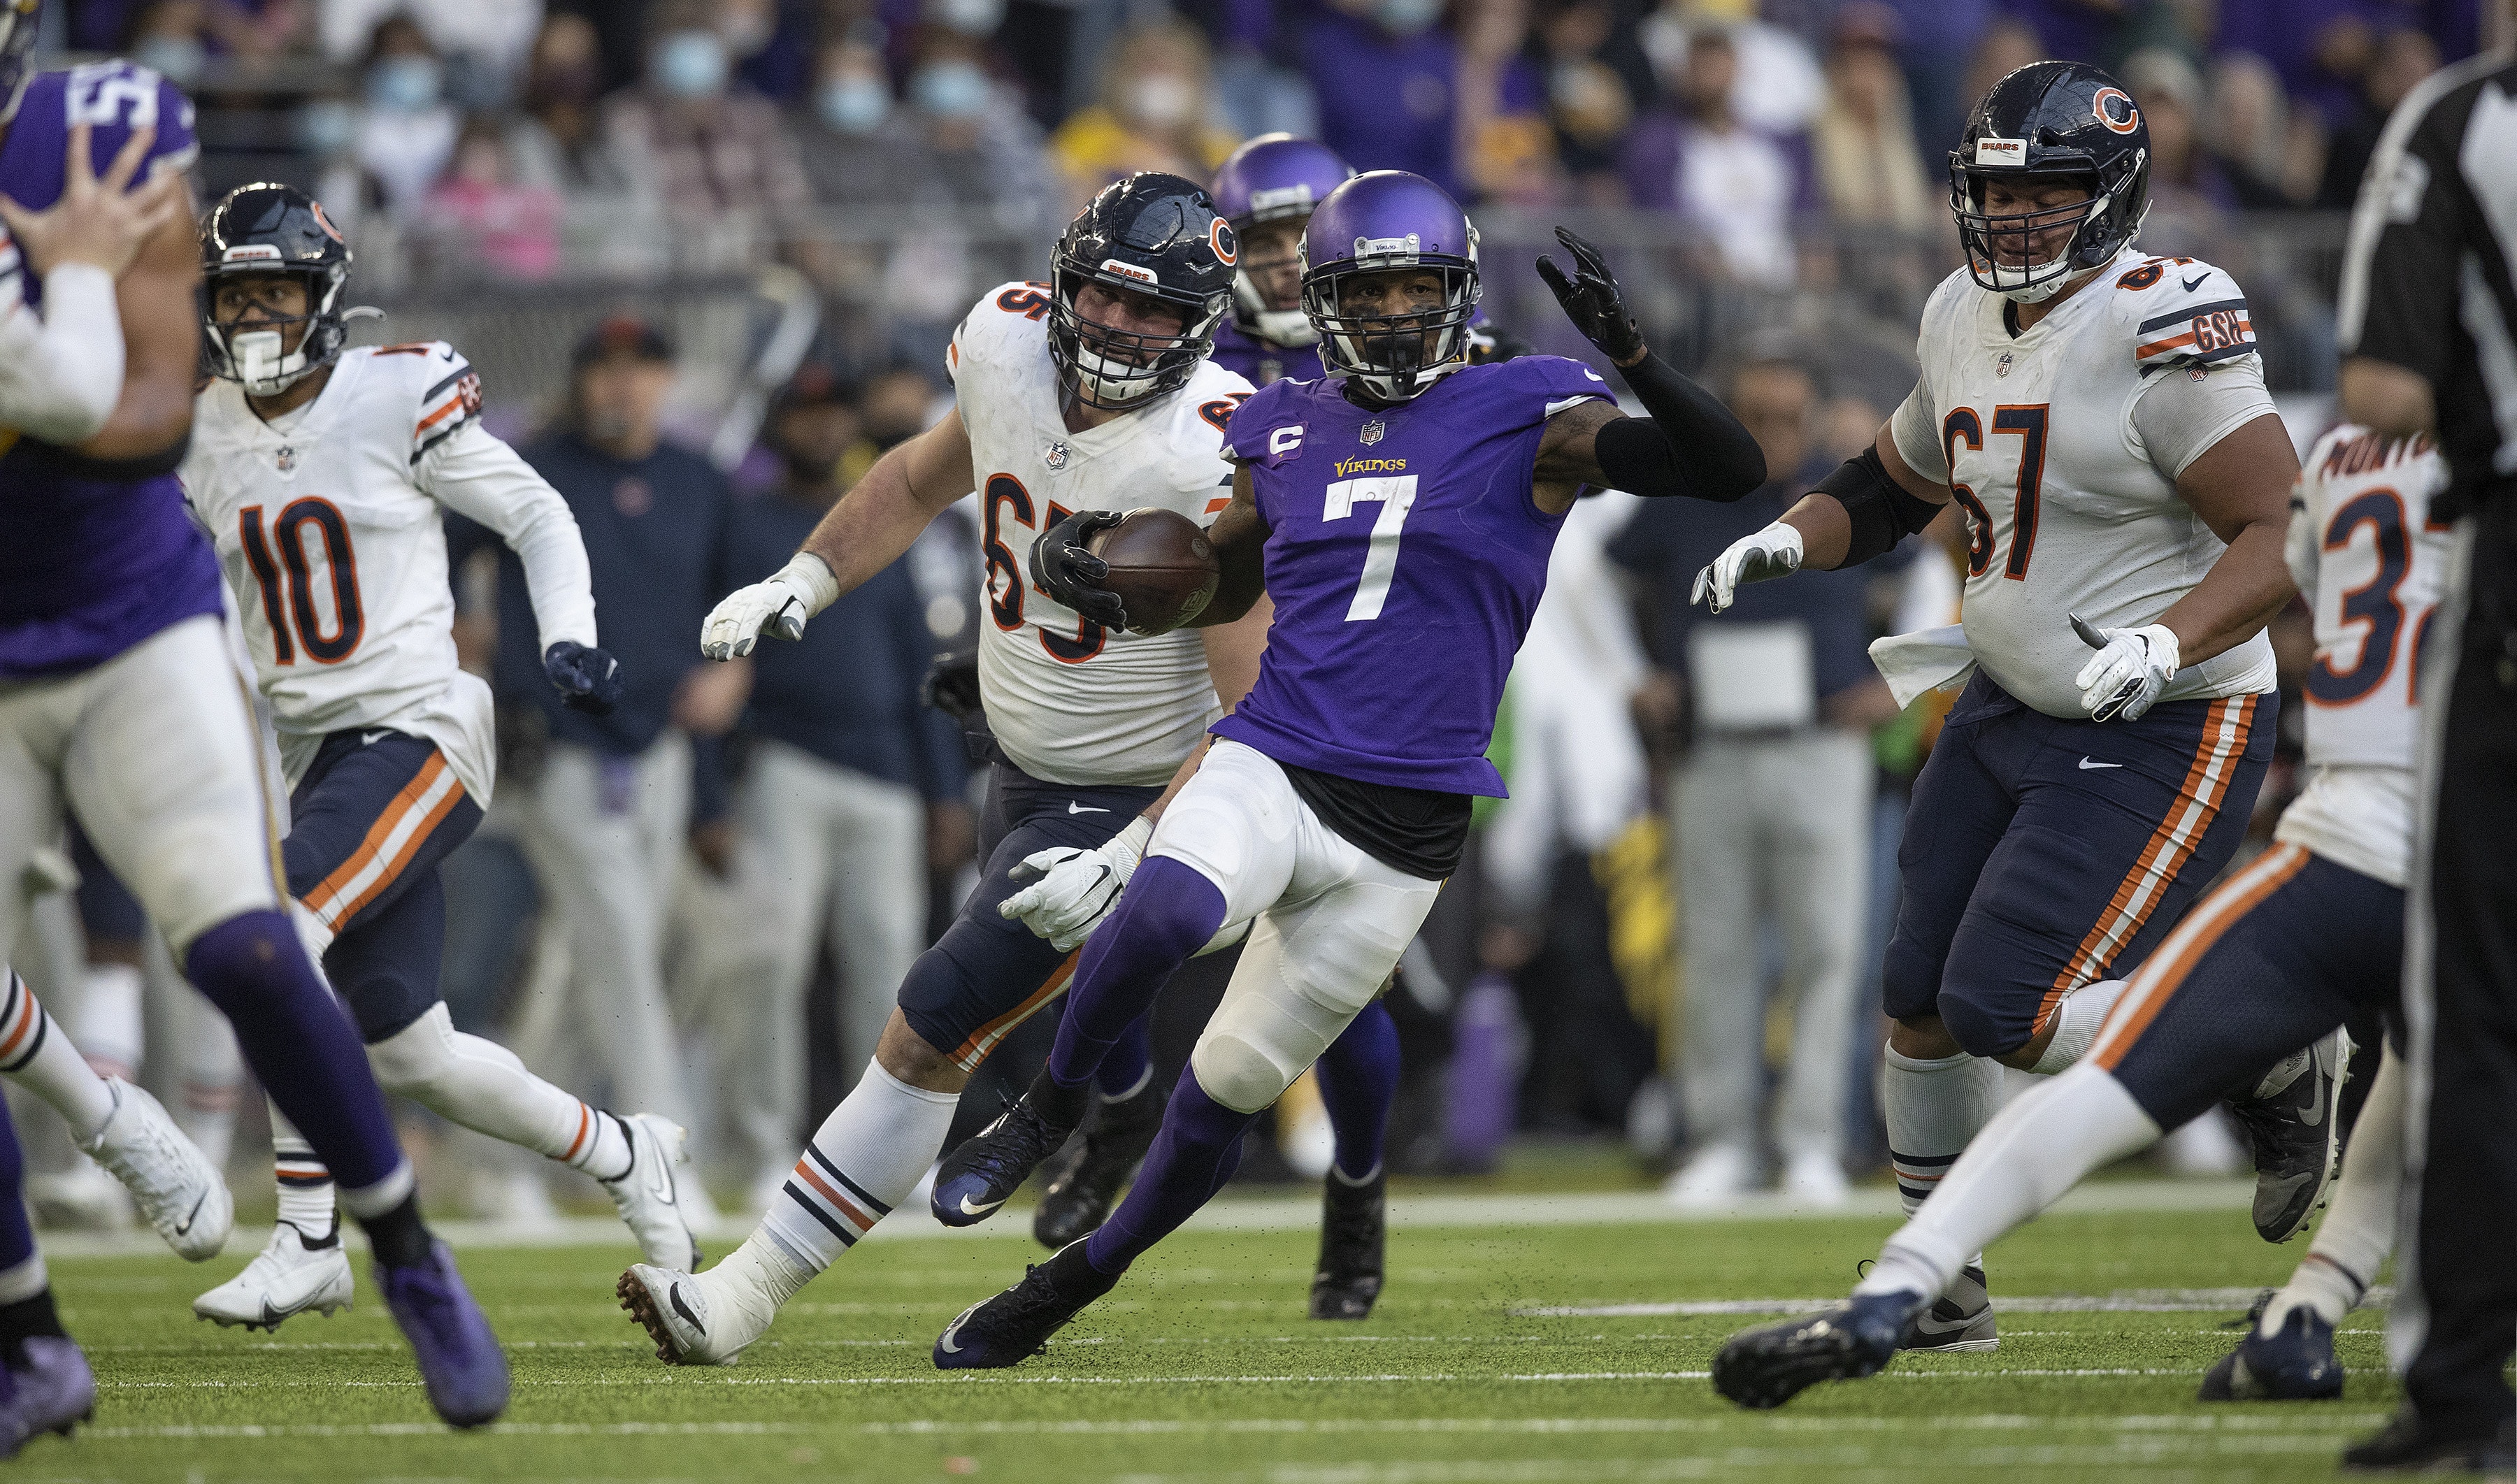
[
  {"left": 928, "top": 169, "right": 1766, "bottom": 1366},
  {"left": 0, "top": 3, "right": 503, "bottom": 1431}
]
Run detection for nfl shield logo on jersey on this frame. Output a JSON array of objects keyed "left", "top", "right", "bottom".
[
  {"left": 1045, "top": 440, "right": 1070, "bottom": 470},
  {"left": 1995, "top": 352, "right": 2014, "bottom": 379},
  {"left": 275, "top": 445, "right": 296, "bottom": 473},
  {"left": 1358, "top": 419, "right": 1385, "bottom": 447}
]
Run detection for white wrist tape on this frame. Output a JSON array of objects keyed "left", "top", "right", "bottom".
[{"left": 781, "top": 551, "right": 841, "bottom": 619}]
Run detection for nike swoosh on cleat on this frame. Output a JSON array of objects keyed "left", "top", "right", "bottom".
[
  {"left": 643, "top": 1128, "right": 677, "bottom": 1204},
  {"left": 1067, "top": 802, "right": 1110, "bottom": 814},
  {"left": 2078, "top": 757, "right": 2123, "bottom": 770},
  {"left": 938, "top": 1304, "right": 978, "bottom": 1355},
  {"left": 668, "top": 1284, "right": 706, "bottom": 1335},
  {"left": 175, "top": 1190, "right": 206, "bottom": 1237},
  {"left": 957, "top": 1194, "right": 1005, "bottom": 1217}
]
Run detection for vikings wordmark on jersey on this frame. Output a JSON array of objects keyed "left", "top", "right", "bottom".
[{"left": 950, "top": 280, "right": 1255, "bottom": 787}]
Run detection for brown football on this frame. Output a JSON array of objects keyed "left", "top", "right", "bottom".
[{"left": 1088, "top": 507, "right": 1221, "bottom": 635}]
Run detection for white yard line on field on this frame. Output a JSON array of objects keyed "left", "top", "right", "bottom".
[
  {"left": 1513, "top": 1287, "right": 2396, "bottom": 1318},
  {"left": 32, "top": 1180, "right": 2258, "bottom": 1259}
]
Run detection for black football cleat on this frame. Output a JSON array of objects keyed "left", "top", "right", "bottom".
[
  {"left": 1898, "top": 1262, "right": 1998, "bottom": 1352},
  {"left": 1712, "top": 1289, "right": 1926, "bottom": 1410},
  {"left": 932, "top": 1241, "right": 1120, "bottom": 1370},
  {"left": 933, "top": 1076, "right": 1086, "bottom": 1229},
  {"left": 2199, "top": 1297, "right": 2345, "bottom": 1402},
  {"left": 1033, "top": 1084, "right": 1163, "bottom": 1249},
  {"left": 2342, "top": 1407, "right": 2515, "bottom": 1473},
  {"left": 2229, "top": 1029, "right": 2349, "bottom": 1243},
  {"left": 1310, "top": 1167, "right": 1386, "bottom": 1320}
]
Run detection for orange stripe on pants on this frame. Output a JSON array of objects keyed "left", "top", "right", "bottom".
[
  {"left": 952, "top": 951, "right": 1083, "bottom": 1071},
  {"left": 2049, "top": 696, "right": 2256, "bottom": 1011},
  {"left": 2090, "top": 842, "right": 2310, "bottom": 1071},
  {"left": 299, "top": 753, "right": 461, "bottom": 927}
]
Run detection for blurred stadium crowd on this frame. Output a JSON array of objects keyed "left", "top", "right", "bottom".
[{"left": 8, "top": 0, "right": 2500, "bottom": 1225}]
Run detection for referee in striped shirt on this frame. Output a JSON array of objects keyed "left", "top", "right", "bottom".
[{"left": 2333, "top": 21, "right": 2517, "bottom": 1474}]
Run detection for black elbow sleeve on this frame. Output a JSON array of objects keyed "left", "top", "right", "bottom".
[
  {"left": 1818, "top": 447, "right": 1941, "bottom": 565},
  {"left": 1604, "top": 352, "right": 1766, "bottom": 500}
]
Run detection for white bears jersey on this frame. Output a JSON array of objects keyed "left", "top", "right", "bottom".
[
  {"left": 950, "top": 281, "right": 1255, "bottom": 787},
  {"left": 2272, "top": 426, "right": 2449, "bottom": 888},
  {"left": 181, "top": 343, "right": 597, "bottom": 804},
  {"left": 1890, "top": 249, "right": 2281, "bottom": 719}
]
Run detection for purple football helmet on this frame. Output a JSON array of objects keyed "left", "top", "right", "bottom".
[
  {"left": 1211, "top": 134, "right": 1353, "bottom": 347},
  {"left": 0, "top": 0, "right": 40, "bottom": 127},
  {"left": 1298, "top": 170, "right": 1481, "bottom": 403}
]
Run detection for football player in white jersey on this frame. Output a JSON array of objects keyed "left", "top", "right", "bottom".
[
  {"left": 1693, "top": 60, "right": 2318, "bottom": 1352},
  {"left": 175, "top": 184, "right": 697, "bottom": 1330},
  {"left": 1712, "top": 425, "right": 2444, "bottom": 1409},
  {"left": 617, "top": 173, "right": 1275, "bottom": 1365}
]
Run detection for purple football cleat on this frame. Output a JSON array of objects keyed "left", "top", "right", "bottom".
[
  {"left": 377, "top": 1243, "right": 508, "bottom": 1428},
  {"left": 0, "top": 1337, "right": 95, "bottom": 1459}
]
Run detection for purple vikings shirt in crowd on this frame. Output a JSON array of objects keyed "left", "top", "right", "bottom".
[
  {"left": 0, "top": 63, "right": 221, "bottom": 678},
  {"left": 1213, "top": 354, "right": 1609, "bottom": 797}
]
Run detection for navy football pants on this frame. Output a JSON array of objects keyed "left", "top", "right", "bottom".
[{"left": 1883, "top": 674, "right": 2276, "bottom": 1058}]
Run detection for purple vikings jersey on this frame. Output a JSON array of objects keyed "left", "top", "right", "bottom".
[
  {"left": 0, "top": 64, "right": 216, "bottom": 678},
  {"left": 1213, "top": 355, "right": 1609, "bottom": 795}
]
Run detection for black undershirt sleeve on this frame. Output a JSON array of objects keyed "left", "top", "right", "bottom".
[
  {"left": 1589, "top": 352, "right": 1765, "bottom": 503},
  {"left": 1818, "top": 446, "right": 1942, "bottom": 566}
]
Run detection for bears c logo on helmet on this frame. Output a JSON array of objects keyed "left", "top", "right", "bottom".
[
  {"left": 1210, "top": 218, "right": 1238, "bottom": 268},
  {"left": 2092, "top": 87, "right": 2140, "bottom": 135}
]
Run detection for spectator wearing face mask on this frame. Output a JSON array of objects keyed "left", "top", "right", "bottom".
[
  {"left": 717, "top": 365, "right": 969, "bottom": 1209},
  {"left": 322, "top": 0, "right": 543, "bottom": 101},
  {"left": 604, "top": 0, "right": 815, "bottom": 273},
  {"left": 1048, "top": 20, "right": 1241, "bottom": 211},
  {"left": 507, "top": 11, "right": 668, "bottom": 278},
  {"left": 356, "top": 16, "right": 461, "bottom": 214}
]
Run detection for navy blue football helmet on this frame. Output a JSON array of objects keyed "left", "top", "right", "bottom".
[
  {"left": 1299, "top": 170, "right": 1480, "bottom": 403},
  {"left": 200, "top": 182, "right": 359, "bottom": 396},
  {"left": 1949, "top": 61, "right": 2151, "bottom": 303},
  {"left": 1046, "top": 173, "right": 1235, "bottom": 410}
]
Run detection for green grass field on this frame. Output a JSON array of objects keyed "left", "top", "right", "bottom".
[{"left": 31, "top": 1191, "right": 2395, "bottom": 1483}]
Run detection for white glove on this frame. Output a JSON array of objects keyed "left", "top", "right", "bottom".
[
  {"left": 999, "top": 816, "right": 1152, "bottom": 951},
  {"left": 2283, "top": 491, "right": 2321, "bottom": 599},
  {"left": 1690, "top": 521, "right": 1803, "bottom": 614},
  {"left": 701, "top": 552, "right": 839, "bottom": 661},
  {"left": 2071, "top": 614, "right": 2181, "bottom": 723}
]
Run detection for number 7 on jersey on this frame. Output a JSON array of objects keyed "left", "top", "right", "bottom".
[{"left": 1326, "top": 474, "right": 1418, "bottom": 621}]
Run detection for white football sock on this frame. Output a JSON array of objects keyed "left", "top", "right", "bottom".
[
  {"left": 270, "top": 1102, "right": 338, "bottom": 1235},
  {"left": 761, "top": 1058, "right": 959, "bottom": 1274},
  {"left": 177, "top": 992, "right": 242, "bottom": 1174},
  {"left": 0, "top": 1252, "right": 46, "bottom": 1306},
  {"left": 0, "top": 969, "right": 117, "bottom": 1141},
  {"left": 2029, "top": 978, "right": 2129, "bottom": 1074},
  {"left": 366, "top": 1003, "right": 626, "bottom": 1175},
  {"left": 1883, "top": 1043, "right": 2005, "bottom": 1217},
  {"left": 2263, "top": 1049, "right": 2406, "bottom": 1335},
  {"left": 1860, "top": 1065, "right": 2160, "bottom": 1301},
  {"left": 72, "top": 963, "right": 143, "bottom": 1081}
]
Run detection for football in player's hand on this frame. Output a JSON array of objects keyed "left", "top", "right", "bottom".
[{"left": 1087, "top": 507, "right": 1220, "bottom": 635}]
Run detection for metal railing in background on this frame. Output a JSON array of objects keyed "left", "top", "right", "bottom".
[{"left": 362, "top": 208, "right": 2359, "bottom": 441}]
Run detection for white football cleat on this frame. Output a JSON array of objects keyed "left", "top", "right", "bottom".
[
  {"left": 27, "top": 1160, "right": 134, "bottom": 1232},
  {"left": 617, "top": 1262, "right": 772, "bottom": 1366},
  {"left": 79, "top": 1079, "right": 231, "bottom": 1262},
  {"left": 194, "top": 1222, "right": 355, "bottom": 1331},
  {"left": 1663, "top": 1141, "right": 1755, "bottom": 1209},
  {"left": 599, "top": 1114, "right": 701, "bottom": 1270}
]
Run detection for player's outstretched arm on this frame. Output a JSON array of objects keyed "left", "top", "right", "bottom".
[
  {"left": 1692, "top": 425, "right": 1948, "bottom": 612},
  {"left": 1533, "top": 226, "right": 1765, "bottom": 513},
  {"left": 701, "top": 406, "right": 977, "bottom": 659},
  {"left": 0, "top": 125, "right": 184, "bottom": 446},
  {"left": 423, "top": 425, "right": 620, "bottom": 713},
  {"left": 1184, "top": 467, "right": 1270, "bottom": 628}
]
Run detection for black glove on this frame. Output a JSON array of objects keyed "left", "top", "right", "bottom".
[
  {"left": 543, "top": 640, "right": 622, "bottom": 715},
  {"left": 1535, "top": 226, "right": 1644, "bottom": 365},
  {"left": 1028, "top": 509, "right": 1128, "bottom": 631},
  {"left": 920, "top": 645, "right": 983, "bottom": 724}
]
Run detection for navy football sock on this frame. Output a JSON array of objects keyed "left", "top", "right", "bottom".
[
  {"left": 359, "top": 1192, "right": 433, "bottom": 1269},
  {"left": 1047, "top": 858, "right": 1224, "bottom": 1089},
  {"left": 1082, "top": 1069, "right": 1256, "bottom": 1276},
  {"left": 185, "top": 911, "right": 403, "bottom": 1192},
  {"left": 1095, "top": 1014, "right": 1155, "bottom": 1102},
  {"left": 1315, "top": 1000, "right": 1400, "bottom": 1181},
  {"left": 0, "top": 1090, "right": 31, "bottom": 1275}
]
